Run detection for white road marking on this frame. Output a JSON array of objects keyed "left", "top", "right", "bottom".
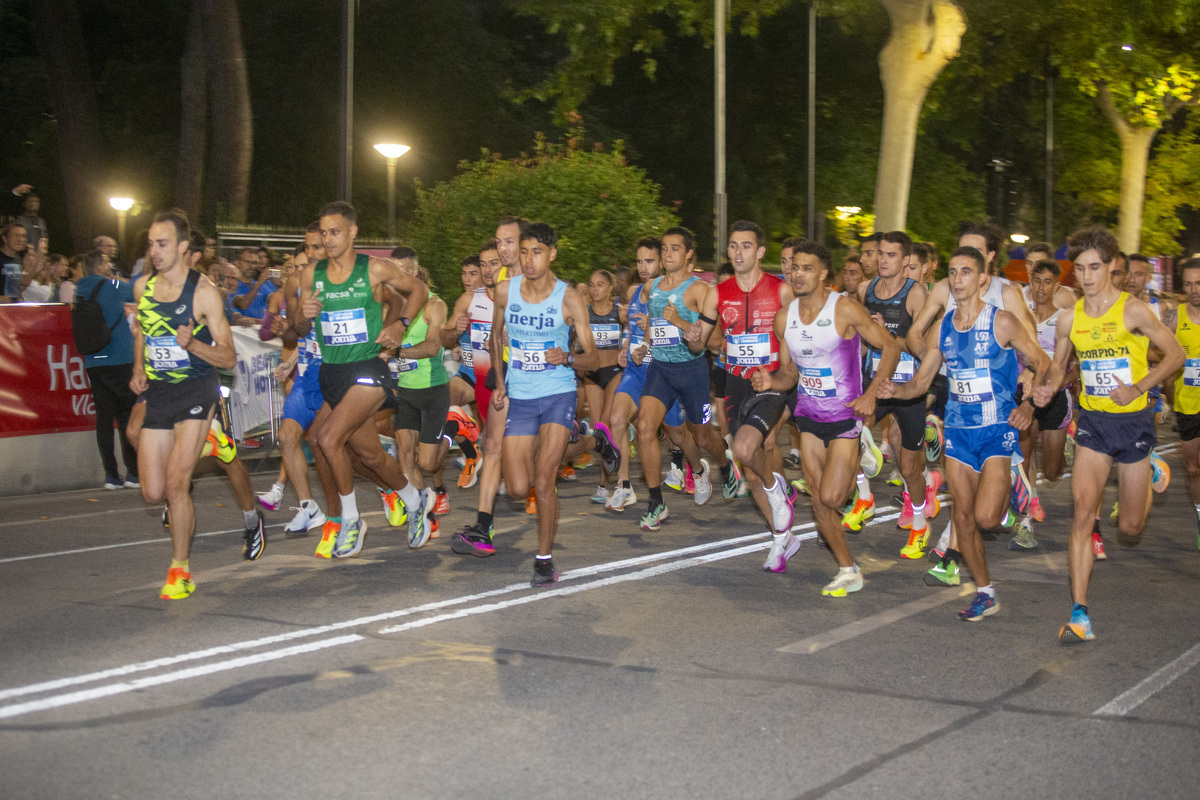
[{"left": 1093, "top": 642, "right": 1200, "bottom": 717}]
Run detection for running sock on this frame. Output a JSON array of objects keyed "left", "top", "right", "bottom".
[
  {"left": 340, "top": 492, "right": 359, "bottom": 522},
  {"left": 670, "top": 449, "right": 685, "bottom": 470},
  {"left": 435, "top": 485, "right": 447, "bottom": 496},
  {"left": 978, "top": 584, "right": 996, "bottom": 599},
  {"left": 243, "top": 509, "right": 258, "bottom": 528},
  {"left": 765, "top": 475, "right": 780, "bottom": 494},
  {"left": 790, "top": 447, "right": 801, "bottom": 460},
  {"left": 397, "top": 483, "right": 420, "bottom": 510},
  {"left": 459, "top": 438, "right": 477, "bottom": 459},
  {"left": 1073, "top": 602, "right": 1088, "bottom": 615},
  {"left": 855, "top": 472, "right": 873, "bottom": 502},
  {"left": 945, "top": 547, "right": 963, "bottom": 565},
  {"left": 719, "top": 463, "right": 734, "bottom": 485},
  {"left": 535, "top": 554, "right": 552, "bottom": 561},
  {"left": 300, "top": 499, "right": 318, "bottom": 512},
  {"left": 911, "top": 501, "right": 927, "bottom": 531},
  {"left": 477, "top": 511, "right": 494, "bottom": 531},
  {"left": 649, "top": 486, "right": 664, "bottom": 506},
  {"left": 171, "top": 559, "right": 189, "bottom": 571}
]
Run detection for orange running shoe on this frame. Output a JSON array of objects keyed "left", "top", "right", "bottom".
[
  {"left": 315, "top": 518, "right": 340, "bottom": 558},
  {"left": 526, "top": 488, "right": 537, "bottom": 515}
]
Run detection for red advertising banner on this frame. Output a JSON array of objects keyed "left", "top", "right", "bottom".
[{"left": 0, "top": 304, "right": 97, "bottom": 438}]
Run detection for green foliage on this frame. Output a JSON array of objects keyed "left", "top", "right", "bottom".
[{"left": 406, "top": 127, "right": 678, "bottom": 301}]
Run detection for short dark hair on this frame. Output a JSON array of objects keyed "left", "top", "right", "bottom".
[
  {"left": 390, "top": 245, "right": 418, "bottom": 261},
  {"left": 844, "top": 254, "right": 861, "bottom": 266},
  {"left": 1128, "top": 253, "right": 1152, "bottom": 266},
  {"left": 1066, "top": 227, "right": 1120, "bottom": 264},
  {"left": 793, "top": 240, "right": 832, "bottom": 271},
  {"left": 1025, "top": 241, "right": 1054, "bottom": 258},
  {"left": 293, "top": 243, "right": 306, "bottom": 257},
  {"left": 717, "top": 261, "right": 735, "bottom": 277},
  {"left": 1031, "top": 259, "right": 1060, "bottom": 278},
  {"left": 1180, "top": 257, "right": 1200, "bottom": 276},
  {"left": 729, "top": 220, "right": 765, "bottom": 247},
  {"left": 957, "top": 220, "right": 1004, "bottom": 256},
  {"left": 319, "top": 201, "right": 357, "bottom": 226},
  {"left": 520, "top": 221, "right": 557, "bottom": 248},
  {"left": 305, "top": 220, "right": 321, "bottom": 234},
  {"left": 152, "top": 208, "right": 190, "bottom": 243},
  {"left": 912, "top": 242, "right": 934, "bottom": 265},
  {"left": 497, "top": 215, "right": 530, "bottom": 238},
  {"left": 662, "top": 226, "right": 695, "bottom": 254},
  {"left": 863, "top": 232, "right": 884, "bottom": 245},
  {"left": 83, "top": 249, "right": 109, "bottom": 276},
  {"left": 881, "top": 230, "right": 913, "bottom": 257},
  {"left": 635, "top": 236, "right": 662, "bottom": 254},
  {"left": 950, "top": 245, "right": 987, "bottom": 273},
  {"left": 188, "top": 228, "right": 206, "bottom": 255},
  {"left": 479, "top": 238, "right": 500, "bottom": 256},
  {"left": 461, "top": 254, "right": 481, "bottom": 269},
  {"left": 780, "top": 236, "right": 805, "bottom": 252}
]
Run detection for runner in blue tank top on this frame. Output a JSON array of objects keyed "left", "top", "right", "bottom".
[
  {"left": 884, "top": 246, "right": 1051, "bottom": 624},
  {"left": 490, "top": 222, "right": 620, "bottom": 587}
]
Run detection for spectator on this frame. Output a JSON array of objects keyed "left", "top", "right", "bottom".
[
  {"left": 92, "top": 235, "right": 118, "bottom": 267},
  {"left": 129, "top": 229, "right": 151, "bottom": 278},
  {"left": 75, "top": 249, "right": 138, "bottom": 489},
  {"left": 2, "top": 181, "right": 33, "bottom": 217},
  {"left": 16, "top": 194, "right": 47, "bottom": 253},
  {"left": 59, "top": 254, "right": 86, "bottom": 305},
  {"left": 233, "top": 245, "right": 280, "bottom": 319},
  {"left": 215, "top": 259, "right": 257, "bottom": 327},
  {"left": 1, "top": 222, "right": 28, "bottom": 302},
  {"left": 23, "top": 250, "right": 65, "bottom": 303}
]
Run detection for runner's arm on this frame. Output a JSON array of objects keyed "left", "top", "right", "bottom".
[
  {"left": 187, "top": 280, "right": 237, "bottom": 370},
  {"left": 905, "top": 279, "right": 948, "bottom": 360},
  {"left": 489, "top": 280, "right": 509, "bottom": 406},
  {"left": 558, "top": 285, "right": 599, "bottom": 372},
  {"left": 440, "top": 292, "right": 472, "bottom": 349},
  {"left": 401, "top": 296, "right": 447, "bottom": 360},
  {"left": 130, "top": 275, "right": 148, "bottom": 394},
  {"left": 1114, "top": 298, "right": 1185, "bottom": 406},
  {"left": 887, "top": 324, "right": 943, "bottom": 402},
  {"left": 843, "top": 298, "right": 899, "bottom": 418},
  {"left": 763, "top": 306, "right": 797, "bottom": 392}
]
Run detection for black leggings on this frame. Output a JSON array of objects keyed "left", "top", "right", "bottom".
[{"left": 87, "top": 363, "right": 138, "bottom": 478}]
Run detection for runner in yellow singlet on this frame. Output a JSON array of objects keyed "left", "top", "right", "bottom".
[{"left": 1170, "top": 258, "right": 1200, "bottom": 551}]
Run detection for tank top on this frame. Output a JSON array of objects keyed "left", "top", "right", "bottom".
[
  {"left": 1035, "top": 307, "right": 1062, "bottom": 359},
  {"left": 467, "top": 288, "right": 495, "bottom": 384},
  {"left": 313, "top": 254, "right": 380, "bottom": 364},
  {"left": 783, "top": 292, "right": 861, "bottom": 423},
  {"left": 391, "top": 295, "right": 449, "bottom": 389},
  {"left": 138, "top": 270, "right": 214, "bottom": 383},
  {"left": 946, "top": 274, "right": 1007, "bottom": 313},
  {"left": 504, "top": 274, "right": 575, "bottom": 400},
  {"left": 863, "top": 276, "right": 918, "bottom": 383},
  {"left": 647, "top": 275, "right": 701, "bottom": 363},
  {"left": 1175, "top": 304, "right": 1200, "bottom": 415},
  {"left": 940, "top": 304, "right": 1018, "bottom": 429},
  {"left": 717, "top": 272, "right": 782, "bottom": 377},
  {"left": 1070, "top": 293, "right": 1149, "bottom": 413},
  {"left": 625, "top": 284, "right": 654, "bottom": 369},
  {"left": 589, "top": 301, "right": 622, "bottom": 351}
]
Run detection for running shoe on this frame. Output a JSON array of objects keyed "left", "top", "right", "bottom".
[
  {"left": 837, "top": 489, "right": 857, "bottom": 516},
  {"left": 123, "top": 475, "right": 140, "bottom": 489},
  {"left": 574, "top": 453, "right": 593, "bottom": 470},
  {"left": 243, "top": 511, "right": 266, "bottom": 561},
  {"left": 1030, "top": 496, "right": 1046, "bottom": 523},
  {"left": 959, "top": 591, "right": 999, "bottom": 621},
  {"left": 783, "top": 453, "right": 802, "bottom": 470},
  {"left": 380, "top": 488, "right": 406, "bottom": 527},
  {"left": 434, "top": 489, "right": 450, "bottom": 516},
  {"left": 160, "top": 567, "right": 194, "bottom": 600},
  {"left": 1064, "top": 429, "right": 1076, "bottom": 467},
  {"left": 694, "top": 459, "right": 713, "bottom": 506},
  {"left": 531, "top": 557, "right": 559, "bottom": 587},
  {"left": 663, "top": 464, "right": 685, "bottom": 491},
  {"left": 859, "top": 427, "right": 883, "bottom": 479},
  {"left": 1092, "top": 530, "right": 1107, "bottom": 560},
  {"left": 786, "top": 481, "right": 800, "bottom": 507},
  {"left": 1058, "top": 603, "right": 1095, "bottom": 644},
  {"left": 1010, "top": 462, "right": 1032, "bottom": 515},
  {"left": 925, "top": 558, "right": 961, "bottom": 586},
  {"left": 104, "top": 474, "right": 125, "bottom": 490},
  {"left": 822, "top": 565, "right": 863, "bottom": 597},
  {"left": 791, "top": 476, "right": 811, "bottom": 496},
  {"left": 526, "top": 489, "right": 537, "bottom": 516},
  {"left": 559, "top": 465, "right": 577, "bottom": 482},
  {"left": 498, "top": 480, "right": 507, "bottom": 496},
  {"left": 591, "top": 486, "right": 610, "bottom": 504},
  {"left": 901, "top": 524, "right": 929, "bottom": 559},
  {"left": 457, "top": 455, "right": 481, "bottom": 489},
  {"left": 684, "top": 468, "right": 695, "bottom": 495},
  {"left": 605, "top": 485, "right": 637, "bottom": 512},
  {"left": 1009, "top": 518, "right": 1038, "bottom": 550},
  {"left": 429, "top": 516, "right": 440, "bottom": 538},
  {"left": 257, "top": 483, "right": 284, "bottom": 512},
  {"left": 593, "top": 422, "right": 621, "bottom": 474},
  {"left": 409, "top": 489, "right": 433, "bottom": 548},
  {"left": 446, "top": 406, "right": 479, "bottom": 443},
  {"left": 640, "top": 501, "right": 669, "bottom": 531},
  {"left": 897, "top": 491, "right": 914, "bottom": 529},
  {"left": 1108, "top": 502, "right": 1120, "bottom": 528},
  {"left": 763, "top": 531, "right": 800, "bottom": 573},
  {"left": 841, "top": 496, "right": 875, "bottom": 532},
  {"left": 333, "top": 517, "right": 367, "bottom": 558},
  {"left": 765, "top": 472, "right": 795, "bottom": 533},
  {"left": 315, "top": 518, "right": 340, "bottom": 558},
  {"left": 1151, "top": 451, "right": 1170, "bottom": 493},
  {"left": 451, "top": 522, "right": 495, "bottom": 557},
  {"left": 241, "top": 437, "right": 262, "bottom": 449},
  {"left": 924, "top": 414, "right": 943, "bottom": 463},
  {"left": 161, "top": 507, "right": 170, "bottom": 528},
  {"left": 285, "top": 502, "right": 326, "bottom": 537},
  {"left": 925, "top": 469, "right": 943, "bottom": 518},
  {"left": 886, "top": 468, "right": 903, "bottom": 487},
  {"left": 721, "top": 459, "right": 740, "bottom": 501},
  {"left": 205, "top": 419, "right": 237, "bottom": 463}
]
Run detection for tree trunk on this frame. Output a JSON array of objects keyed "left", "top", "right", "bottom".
[
  {"left": 200, "top": 0, "right": 253, "bottom": 225},
  {"left": 31, "top": 0, "right": 106, "bottom": 253},
  {"left": 1096, "top": 83, "right": 1158, "bottom": 254},
  {"left": 176, "top": 1, "right": 208, "bottom": 224},
  {"left": 872, "top": 0, "right": 966, "bottom": 232}
]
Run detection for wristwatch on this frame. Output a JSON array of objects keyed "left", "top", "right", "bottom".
[
  {"left": 398, "top": 316, "right": 411, "bottom": 327},
  {"left": 567, "top": 354, "right": 575, "bottom": 367}
]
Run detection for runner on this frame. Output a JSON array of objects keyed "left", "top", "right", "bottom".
[
  {"left": 293, "top": 201, "right": 431, "bottom": 558},
  {"left": 1171, "top": 258, "right": 1200, "bottom": 549},
  {"left": 131, "top": 210, "right": 238, "bottom": 599},
  {"left": 886, "top": 245, "right": 1051, "bottom": 621},
  {"left": 859, "top": 232, "right": 882, "bottom": 282},
  {"left": 441, "top": 253, "right": 488, "bottom": 489},
  {"left": 758, "top": 241, "right": 899, "bottom": 594},
  {"left": 579, "top": 268, "right": 623, "bottom": 503},
  {"left": 489, "top": 221, "right": 615, "bottom": 585},
  {"left": 1036, "top": 228, "right": 1183, "bottom": 643}
]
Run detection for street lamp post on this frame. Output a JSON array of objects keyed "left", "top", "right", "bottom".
[
  {"left": 374, "top": 143, "right": 411, "bottom": 241},
  {"left": 109, "top": 197, "right": 134, "bottom": 258}
]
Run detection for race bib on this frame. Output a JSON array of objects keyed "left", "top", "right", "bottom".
[
  {"left": 592, "top": 323, "right": 620, "bottom": 349},
  {"left": 1185, "top": 358, "right": 1200, "bottom": 388},
  {"left": 470, "top": 321, "right": 491, "bottom": 351},
  {"left": 146, "top": 335, "right": 189, "bottom": 371},
  {"left": 628, "top": 334, "right": 652, "bottom": 365},
  {"left": 320, "top": 308, "right": 368, "bottom": 346},
  {"left": 725, "top": 333, "right": 773, "bottom": 367},
  {"left": 1080, "top": 356, "right": 1132, "bottom": 397},
  {"left": 949, "top": 367, "right": 994, "bottom": 403},
  {"left": 871, "top": 351, "right": 916, "bottom": 383},
  {"left": 512, "top": 340, "right": 555, "bottom": 372},
  {"left": 648, "top": 318, "right": 681, "bottom": 348},
  {"left": 460, "top": 344, "right": 473, "bottom": 369},
  {"left": 797, "top": 366, "right": 835, "bottom": 398}
]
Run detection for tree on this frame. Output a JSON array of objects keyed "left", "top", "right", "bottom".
[
  {"left": 406, "top": 128, "right": 678, "bottom": 298},
  {"left": 199, "top": 0, "right": 253, "bottom": 225}
]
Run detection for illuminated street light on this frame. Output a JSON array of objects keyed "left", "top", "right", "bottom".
[
  {"left": 1011, "top": 233, "right": 1030, "bottom": 244},
  {"left": 374, "top": 143, "right": 411, "bottom": 240},
  {"left": 835, "top": 206, "right": 862, "bottom": 220},
  {"left": 109, "top": 197, "right": 135, "bottom": 258}
]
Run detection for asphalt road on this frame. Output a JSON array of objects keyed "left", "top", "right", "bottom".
[{"left": 1, "top": 439, "right": 1199, "bottom": 799}]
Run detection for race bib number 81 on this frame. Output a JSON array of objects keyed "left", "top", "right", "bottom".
[{"left": 949, "top": 367, "right": 994, "bottom": 403}]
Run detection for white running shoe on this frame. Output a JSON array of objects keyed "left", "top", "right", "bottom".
[
  {"left": 763, "top": 531, "right": 800, "bottom": 572},
  {"left": 663, "top": 464, "right": 685, "bottom": 491},
  {"left": 693, "top": 459, "right": 712, "bottom": 505},
  {"left": 859, "top": 427, "right": 883, "bottom": 479},
  {"left": 605, "top": 484, "right": 638, "bottom": 512},
  {"left": 256, "top": 483, "right": 284, "bottom": 512},
  {"left": 766, "top": 472, "right": 795, "bottom": 533},
  {"left": 285, "top": 502, "right": 327, "bottom": 536},
  {"left": 822, "top": 565, "right": 864, "bottom": 597}
]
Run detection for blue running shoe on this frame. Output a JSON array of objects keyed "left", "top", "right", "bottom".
[
  {"left": 958, "top": 591, "right": 999, "bottom": 621},
  {"left": 1058, "top": 603, "right": 1095, "bottom": 644}
]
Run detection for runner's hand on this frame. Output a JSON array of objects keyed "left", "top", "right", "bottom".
[
  {"left": 618, "top": 347, "right": 628, "bottom": 368},
  {"left": 630, "top": 310, "right": 648, "bottom": 331},
  {"left": 1107, "top": 375, "right": 1140, "bottom": 408},
  {"left": 301, "top": 287, "right": 322, "bottom": 322},
  {"left": 1031, "top": 383, "right": 1054, "bottom": 407},
  {"left": 846, "top": 391, "right": 877, "bottom": 420},
  {"left": 632, "top": 344, "right": 648, "bottom": 365},
  {"left": 1008, "top": 402, "right": 1034, "bottom": 431},
  {"left": 375, "top": 319, "right": 407, "bottom": 349},
  {"left": 455, "top": 314, "right": 469, "bottom": 334},
  {"left": 130, "top": 368, "right": 147, "bottom": 395},
  {"left": 176, "top": 318, "right": 195, "bottom": 349},
  {"left": 544, "top": 346, "right": 567, "bottom": 365},
  {"left": 749, "top": 366, "right": 771, "bottom": 392},
  {"left": 875, "top": 379, "right": 896, "bottom": 400},
  {"left": 492, "top": 383, "right": 507, "bottom": 410},
  {"left": 274, "top": 360, "right": 296, "bottom": 382}
]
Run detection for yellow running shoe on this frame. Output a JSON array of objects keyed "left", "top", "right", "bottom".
[
  {"left": 205, "top": 419, "right": 237, "bottom": 463},
  {"left": 380, "top": 489, "right": 406, "bottom": 527},
  {"left": 901, "top": 524, "right": 929, "bottom": 559},
  {"left": 315, "top": 518, "right": 340, "bottom": 558},
  {"left": 160, "top": 567, "right": 194, "bottom": 600},
  {"left": 841, "top": 496, "right": 875, "bottom": 531}
]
